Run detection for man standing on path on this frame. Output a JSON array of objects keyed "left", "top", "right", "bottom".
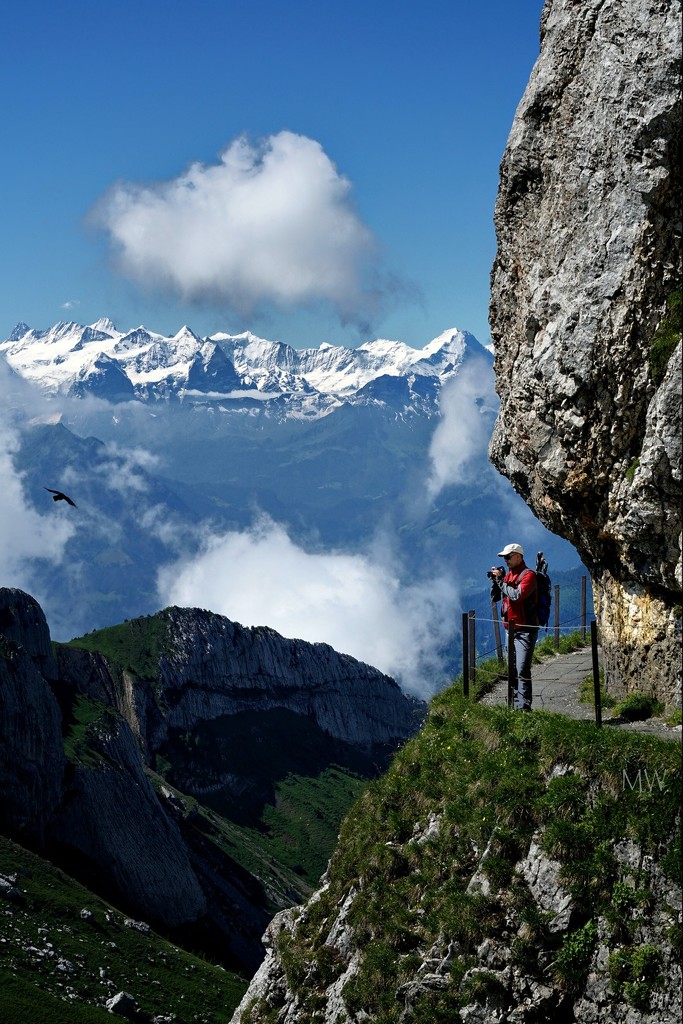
[{"left": 490, "top": 543, "right": 538, "bottom": 711}]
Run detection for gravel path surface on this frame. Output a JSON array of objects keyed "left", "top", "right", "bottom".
[{"left": 479, "top": 646, "right": 681, "bottom": 743}]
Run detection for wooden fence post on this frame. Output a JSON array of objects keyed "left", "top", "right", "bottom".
[
  {"left": 591, "top": 620, "right": 602, "bottom": 728},
  {"left": 580, "top": 576, "right": 587, "bottom": 639},
  {"left": 462, "top": 612, "right": 469, "bottom": 697},
  {"left": 468, "top": 610, "right": 476, "bottom": 688}
]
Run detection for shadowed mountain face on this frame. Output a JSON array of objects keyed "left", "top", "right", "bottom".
[{"left": 0, "top": 587, "right": 423, "bottom": 974}]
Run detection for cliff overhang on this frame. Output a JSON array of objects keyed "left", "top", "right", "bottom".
[{"left": 488, "top": 0, "right": 682, "bottom": 708}]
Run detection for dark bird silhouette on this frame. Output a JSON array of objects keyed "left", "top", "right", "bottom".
[{"left": 44, "top": 487, "right": 77, "bottom": 508}]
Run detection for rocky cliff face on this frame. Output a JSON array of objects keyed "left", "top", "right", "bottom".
[
  {"left": 54, "top": 606, "right": 423, "bottom": 798},
  {"left": 47, "top": 708, "right": 209, "bottom": 930},
  {"left": 140, "top": 606, "right": 420, "bottom": 751},
  {"left": 489, "top": 0, "right": 682, "bottom": 707},
  {"left": 228, "top": 692, "right": 681, "bottom": 1024},
  {"left": 232, "top": 835, "right": 682, "bottom": 1024},
  {"left": 0, "top": 590, "right": 209, "bottom": 941},
  {"left": 0, "top": 590, "right": 64, "bottom": 844}
]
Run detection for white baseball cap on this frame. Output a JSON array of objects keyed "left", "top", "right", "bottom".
[{"left": 497, "top": 543, "right": 524, "bottom": 557}]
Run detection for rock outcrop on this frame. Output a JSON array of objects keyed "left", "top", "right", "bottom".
[
  {"left": 232, "top": 831, "right": 682, "bottom": 1024},
  {"left": 0, "top": 590, "right": 207, "bottom": 936},
  {"left": 228, "top": 699, "right": 681, "bottom": 1024},
  {"left": 489, "top": 0, "right": 682, "bottom": 708},
  {"left": 53, "top": 606, "right": 423, "bottom": 816},
  {"left": 47, "top": 705, "right": 208, "bottom": 930}
]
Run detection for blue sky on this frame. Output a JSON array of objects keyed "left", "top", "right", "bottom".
[{"left": 2, "top": 0, "right": 545, "bottom": 350}]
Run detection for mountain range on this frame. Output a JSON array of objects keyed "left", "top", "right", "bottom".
[
  {"left": 1, "top": 319, "right": 483, "bottom": 416},
  {"left": 1, "top": 318, "right": 588, "bottom": 692},
  {"left": 1, "top": 586, "right": 677, "bottom": 1024}
]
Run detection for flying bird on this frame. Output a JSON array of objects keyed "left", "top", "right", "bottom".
[{"left": 44, "top": 487, "right": 78, "bottom": 508}]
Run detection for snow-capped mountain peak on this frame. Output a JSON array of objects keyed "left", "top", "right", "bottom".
[
  {"left": 89, "top": 317, "right": 117, "bottom": 335},
  {"left": 0, "top": 319, "right": 491, "bottom": 417},
  {"left": 9, "top": 321, "right": 31, "bottom": 341}
]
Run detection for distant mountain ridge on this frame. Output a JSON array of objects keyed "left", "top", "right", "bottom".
[{"left": 1, "top": 319, "right": 489, "bottom": 417}]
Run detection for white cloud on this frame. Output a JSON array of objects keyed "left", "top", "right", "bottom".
[
  {"left": 92, "top": 443, "right": 159, "bottom": 495},
  {"left": 91, "top": 131, "right": 383, "bottom": 324},
  {"left": 156, "top": 515, "right": 457, "bottom": 697},
  {"left": 0, "top": 394, "right": 75, "bottom": 595},
  {"left": 426, "top": 354, "right": 498, "bottom": 497}
]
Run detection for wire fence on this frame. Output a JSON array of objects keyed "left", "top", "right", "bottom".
[
  {"left": 460, "top": 577, "right": 604, "bottom": 726},
  {"left": 469, "top": 577, "right": 591, "bottom": 664}
]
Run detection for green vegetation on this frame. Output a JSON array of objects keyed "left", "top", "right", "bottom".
[
  {"left": 0, "top": 972, "right": 112, "bottom": 1024},
  {"left": 604, "top": 880, "right": 655, "bottom": 944},
  {"left": 625, "top": 457, "right": 640, "bottom": 484},
  {"left": 459, "top": 654, "right": 505, "bottom": 700},
  {"left": 62, "top": 693, "right": 121, "bottom": 767},
  {"left": 160, "top": 765, "right": 368, "bottom": 911},
  {"left": 0, "top": 836, "right": 247, "bottom": 1022},
  {"left": 156, "top": 706, "right": 377, "bottom": 893},
  {"left": 63, "top": 618, "right": 375, "bottom": 897},
  {"left": 649, "top": 288, "right": 681, "bottom": 386},
  {"left": 533, "top": 630, "right": 590, "bottom": 660},
  {"left": 613, "top": 693, "right": 665, "bottom": 722},
  {"left": 63, "top": 611, "right": 173, "bottom": 679},
  {"left": 553, "top": 919, "right": 598, "bottom": 991},
  {"left": 608, "top": 943, "right": 664, "bottom": 1009},
  {"left": 579, "top": 670, "right": 617, "bottom": 709},
  {"left": 257, "top": 767, "right": 367, "bottom": 884},
  {"left": 239, "top": 688, "right": 680, "bottom": 1022}
]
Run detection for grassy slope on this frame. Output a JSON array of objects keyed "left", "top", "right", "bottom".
[
  {"left": 145, "top": 766, "right": 367, "bottom": 912},
  {"left": 0, "top": 836, "right": 248, "bottom": 1023},
  {"left": 61, "top": 611, "right": 173, "bottom": 679},
  {"left": 241, "top": 687, "right": 681, "bottom": 1022}
]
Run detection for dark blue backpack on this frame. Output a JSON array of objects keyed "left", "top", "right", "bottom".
[{"left": 534, "top": 552, "right": 552, "bottom": 628}]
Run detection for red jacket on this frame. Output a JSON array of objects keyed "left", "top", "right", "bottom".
[{"left": 499, "top": 563, "right": 538, "bottom": 629}]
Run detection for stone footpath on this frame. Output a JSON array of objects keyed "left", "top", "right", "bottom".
[{"left": 479, "top": 646, "right": 681, "bottom": 743}]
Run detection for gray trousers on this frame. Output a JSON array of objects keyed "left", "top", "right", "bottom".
[{"left": 508, "top": 628, "right": 537, "bottom": 710}]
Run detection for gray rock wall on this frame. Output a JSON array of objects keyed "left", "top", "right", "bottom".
[
  {"left": 0, "top": 588, "right": 206, "bottom": 930},
  {"left": 48, "top": 711, "right": 208, "bottom": 928},
  {"left": 154, "top": 608, "right": 420, "bottom": 750},
  {"left": 489, "top": 0, "right": 682, "bottom": 707},
  {"left": 229, "top": 819, "right": 682, "bottom": 1024},
  {"left": 54, "top": 607, "right": 422, "bottom": 757}
]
